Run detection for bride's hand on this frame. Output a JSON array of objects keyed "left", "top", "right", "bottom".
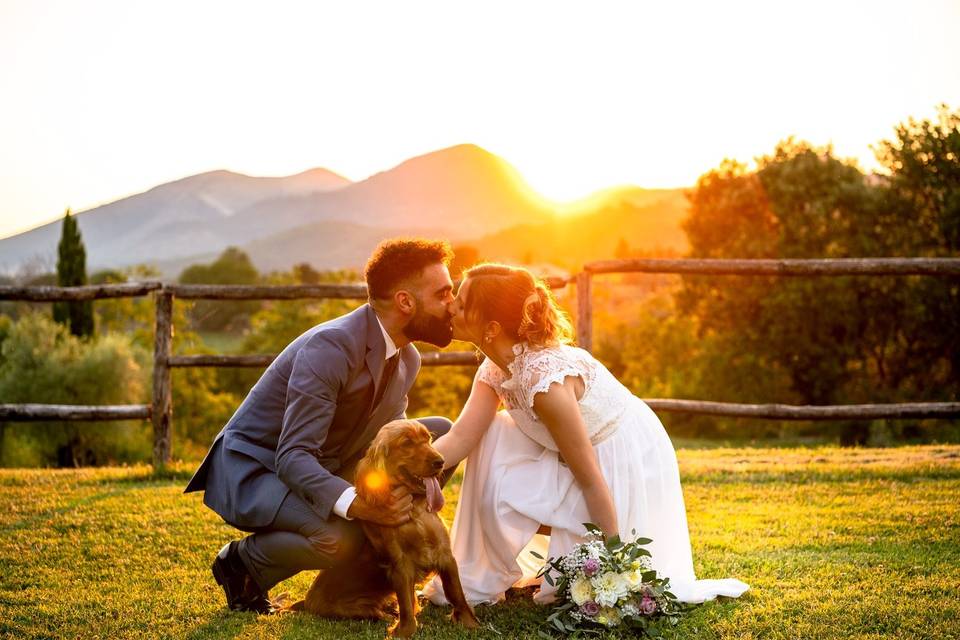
[{"left": 433, "top": 376, "right": 499, "bottom": 468}]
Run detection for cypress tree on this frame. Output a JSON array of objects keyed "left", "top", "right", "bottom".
[{"left": 53, "top": 209, "right": 94, "bottom": 337}]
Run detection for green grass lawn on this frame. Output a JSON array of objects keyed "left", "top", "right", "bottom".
[{"left": 2, "top": 446, "right": 959, "bottom": 639}]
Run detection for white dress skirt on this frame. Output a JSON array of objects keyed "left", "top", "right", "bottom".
[{"left": 423, "top": 344, "right": 749, "bottom": 606}]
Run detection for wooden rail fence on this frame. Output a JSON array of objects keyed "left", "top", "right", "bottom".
[{"left": 1, "top": 258, "right": 958, "bottom": 467}]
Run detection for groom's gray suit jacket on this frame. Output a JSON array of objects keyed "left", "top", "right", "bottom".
[{"left": 184, "top": 304, "right": 419, "bottom": 528}]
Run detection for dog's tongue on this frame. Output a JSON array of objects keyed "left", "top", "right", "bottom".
[{"left": 425, "top": 476, "right": 444, "bottom": 513}]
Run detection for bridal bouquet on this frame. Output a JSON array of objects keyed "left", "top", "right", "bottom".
[{"left": 532, "top": 525, "right": 685, "bottom": 638}]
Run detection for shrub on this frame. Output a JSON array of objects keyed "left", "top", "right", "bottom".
[{"left": 0, "top": 313, "right": 150, "bottom": 466}]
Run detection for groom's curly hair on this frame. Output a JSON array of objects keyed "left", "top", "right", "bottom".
[{"left": 364, "top": 238, "right": 454, "bottom": 300}]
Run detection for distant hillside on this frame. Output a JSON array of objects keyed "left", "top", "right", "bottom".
[
  {"left": 240, "top": 221, "right": 438, "bottom": 273},
  {"left": 223, "top": 144, "right": 556, "bottom": 242},
  {"left": 0, "top": 168, "right": 351, "bottom": 273},
  {"left": 151, "top": 188, "right": 689, "bottom": 279},
  {"left": 469, "top": 189, "right": 690, "bottom": 269},
  {"left": 0, "top": 145, "right": 559, "bottom": 275}
]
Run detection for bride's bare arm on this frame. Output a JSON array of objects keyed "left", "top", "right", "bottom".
[
  {"left": 432, "top": 377, "right": 499, "bottom": 469},
  {"left": 532, "top": 376, "right": 618, "bottom": 538}
]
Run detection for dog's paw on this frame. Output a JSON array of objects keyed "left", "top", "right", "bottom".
[
  {"left": 387, "top": 618, "right": 418, "bottom": 638},
  {"left": 451, "top": 606, "right": 481, "bottom": 629},
  {"left": 376, "top": 604, "right": 398, "bottom": 621}
]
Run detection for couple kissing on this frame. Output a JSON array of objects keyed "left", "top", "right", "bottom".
[{"left": 184, "top": 237, "right": 748, "bottom": 625}]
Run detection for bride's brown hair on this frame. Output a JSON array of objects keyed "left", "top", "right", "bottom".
[{"left": 462, "top": 263, "right": 574, "bottom": 348}]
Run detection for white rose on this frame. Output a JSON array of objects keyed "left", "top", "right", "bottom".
[
  {"left": 569, "top": 576, "right": 594, "bottom": 606},
  {"left": 622, "top": 568, "right": 644, "bottom": 590}
]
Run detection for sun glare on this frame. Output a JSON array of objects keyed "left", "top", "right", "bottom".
[
  {"left": 364, "top": 470, "right": 386, "bottom": 491},
  {"left": 503, "top": 163, "right": 644, "bottom": 217}
]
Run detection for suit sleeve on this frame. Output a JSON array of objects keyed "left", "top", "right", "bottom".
[{"left": 275, "top": 330, "right": 353, "bottom": 520}]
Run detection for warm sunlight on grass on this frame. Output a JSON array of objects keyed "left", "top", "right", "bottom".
[{"left": 2, "top": 446, "right": 958, "bottom": 639}]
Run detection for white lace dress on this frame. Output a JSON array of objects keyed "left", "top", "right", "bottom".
[{"left": 424, "top": 343, "right": 749, "bottom": 606}]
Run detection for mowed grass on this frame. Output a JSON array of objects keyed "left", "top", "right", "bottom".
[{"left": 2, "top": 446, "right": 959, "bottom": 639}]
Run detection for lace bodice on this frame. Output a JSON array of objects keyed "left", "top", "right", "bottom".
[{"left": 475, "top": 343, "right": 635, "bottom": 451}]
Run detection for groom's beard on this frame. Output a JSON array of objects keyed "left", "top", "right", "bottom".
[{"left": 404, "top": 307, "right": 454, "bottom": 348}]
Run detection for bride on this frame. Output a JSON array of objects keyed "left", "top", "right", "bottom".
[{"left": 423, "top": 263, "right": 749, "bottom": 606}]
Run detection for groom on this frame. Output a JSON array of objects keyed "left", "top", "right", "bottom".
[{"left": 184, "top": 238, "right": 456, "bottom": 613}]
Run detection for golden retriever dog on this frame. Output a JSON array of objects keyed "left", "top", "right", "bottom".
[{"left": 290, "top": 420, "right": 480, "bottom": 637}]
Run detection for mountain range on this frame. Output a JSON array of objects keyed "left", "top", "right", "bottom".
[{"left": 0, "top": 144, "right": 690, "bottom": 279}]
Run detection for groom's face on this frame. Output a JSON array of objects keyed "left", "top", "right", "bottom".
[{"left": 401, "top": 263, "right": 455, "bottom": 347}]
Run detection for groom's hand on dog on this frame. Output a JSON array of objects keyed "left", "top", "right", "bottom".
[{"left": 347, "top": 486, "right": 413, "bottom": 526}]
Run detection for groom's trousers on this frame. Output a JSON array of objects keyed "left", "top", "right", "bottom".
[{"left": 233, "top": 416, "right": 452, "bottom": 591}]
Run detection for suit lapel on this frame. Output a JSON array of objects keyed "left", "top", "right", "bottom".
[
  {"left": 341, "top": 345, "right": 414, "bottom": 465},
  {"left": 363, "top": 305, "right": 386, "bottom": 418}
]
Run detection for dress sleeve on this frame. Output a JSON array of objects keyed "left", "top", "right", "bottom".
[
  {"left": 475, "top": 357, "right": 505, "bottom": 392},
  {"left": 522, "top": 348, "right": 590, "bottom": 408}
]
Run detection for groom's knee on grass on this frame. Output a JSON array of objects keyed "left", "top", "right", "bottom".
[{"left": 307, "top": 519, "right": 366, "bottom": 567}]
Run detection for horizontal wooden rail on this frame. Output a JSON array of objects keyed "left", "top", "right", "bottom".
[
  {"left": 585, "top": 257, "right": 960, "bottom": 276},
  {"left": 168, "top": 350, "right": 483, "bottom": 368},
  {"left": 168, "top": 354, "right": 275, "bottom": 368},
  {"left": 166, "top": 283, "right": 368, "bottom": 300},
  {"left": 4, "top": 400, "right": 955, "bottom": 422},
  {"left": 644, "top": 399, "right": 960, "bottom": 420},
  {"left": 0, "top": 403, "right": 152, "bottom": 421},
  {"left": 167, "top": 276, "right": 569, "bottom": 300},
  {"left": 0, "top": 282, "right": 162, "bottom": 301}
]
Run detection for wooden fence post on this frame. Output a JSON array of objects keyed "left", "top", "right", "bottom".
[
  {"left": 153, "top": 289, "right": 173, "bottom": 468},
  {"left": 576, "top": 271, "right": 593, "bottom": 352}
]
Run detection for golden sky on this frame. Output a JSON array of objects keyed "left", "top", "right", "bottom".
[{"left": 1, "top": 0, "right": 958, "bottom": 239}]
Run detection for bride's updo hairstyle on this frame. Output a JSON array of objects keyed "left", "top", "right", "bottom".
[{"left": 462, "top": 263, "right": 574, "bottom": 348}]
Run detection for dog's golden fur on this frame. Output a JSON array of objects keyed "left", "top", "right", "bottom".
[{"left": 290, "top": 420, "right": 479, "bottom": 637}]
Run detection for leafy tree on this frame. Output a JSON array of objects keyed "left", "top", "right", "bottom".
[
  {"left": 614, "top": 237, "right": 630, "bottom": 260},
  {"left": 874, "top": 104, "right": 960, "bottom": 253},
  {"left": 291, "top": 262, "right": 322, "bottom": 285},
  {"left": 91, "top": 265, "right": 160, "bottom": 347},
  {"left": 872, "top": 104, "right": 960, "bottom": 394},
  {"left": 178, "top": 247, "right": 261, "bottom": 332},
  {"left": 673, "top": 111, "right": 959, "bottom": 444},
  {"left": 52, "top": 209, "right": 94, "bottom": 337}
]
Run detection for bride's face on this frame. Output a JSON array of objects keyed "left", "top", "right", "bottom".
[{"left": 450, "top": 278, "right": 479, "bottom": 344}]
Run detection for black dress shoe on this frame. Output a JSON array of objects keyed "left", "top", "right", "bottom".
[{"left": 211, "top": 541, "right": 275, "bottom": 614}]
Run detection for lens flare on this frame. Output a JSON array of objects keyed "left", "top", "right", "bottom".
[{"left": 364, "top": 470, "right": 386, "bottom": 491}]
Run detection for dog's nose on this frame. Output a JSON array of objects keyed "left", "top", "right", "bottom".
[{"left": 432, "top": 457, "right": 444, "bottom": 471}]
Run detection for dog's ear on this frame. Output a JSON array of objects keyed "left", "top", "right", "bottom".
[
  {"left": 373, "top": 440, "right": 390, "bottom": 469},
  {"left": 355, "top": 434, "right": 391, "bottom": 504}
]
